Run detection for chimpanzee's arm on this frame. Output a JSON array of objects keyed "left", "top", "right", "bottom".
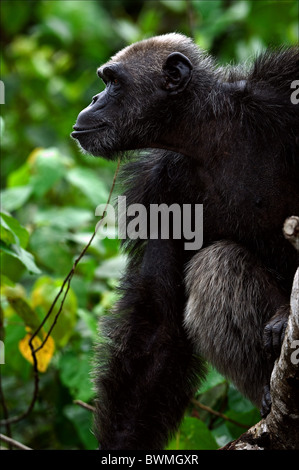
[{"left": 93, "top": 238, "right": 205, "bottom": 450}]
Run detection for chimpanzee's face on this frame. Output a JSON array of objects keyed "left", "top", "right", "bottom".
[{"left": 71, "top": 43, "right": 193, "bottom": 159}]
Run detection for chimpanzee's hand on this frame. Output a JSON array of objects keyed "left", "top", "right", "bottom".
[
  {"left": 263, "top": 306, "right": 289, "bottom": 363},
  {"left": 261, "top": 306, "right": 289, "bottom": 417}
]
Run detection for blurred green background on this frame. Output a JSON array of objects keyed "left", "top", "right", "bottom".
[{"left": 0, "top": 0, "right": 298, "bottom": 450}]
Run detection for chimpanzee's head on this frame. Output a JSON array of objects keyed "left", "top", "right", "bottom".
[{"left": 71, "top": 34, "right": 215, "bottom": 159}]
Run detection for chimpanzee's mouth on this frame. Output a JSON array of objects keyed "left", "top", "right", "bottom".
[{"left": 71, "top": 125, "right": 107, "bottom": 138}]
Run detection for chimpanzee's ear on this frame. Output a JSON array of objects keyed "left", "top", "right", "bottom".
[{"left": 162, "top": 52, "right": 193, "bottom": 95}]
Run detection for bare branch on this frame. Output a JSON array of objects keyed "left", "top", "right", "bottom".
[
  {"left": 191, "top": 398, "right": 249, "bottom": 429},
  {"left": 0, "top": 433, "right": 32, "bottom": 450},
  {"left": 74, "top": 400, "right": 96, "bottom": 412}
]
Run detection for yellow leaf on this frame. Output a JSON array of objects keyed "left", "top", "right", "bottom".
[
  {"left": 27, "top": 147, "right": 43, "bottom": 165},
  {"left": 19, "top": 332, "right": 55, "bottom": 372}
]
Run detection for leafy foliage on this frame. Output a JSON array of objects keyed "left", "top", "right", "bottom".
[{"left": 0, "top": 0, "right": 297, "bottom": 450}]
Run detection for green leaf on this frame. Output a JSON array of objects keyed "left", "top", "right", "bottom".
[
  {"left": 34, "top": 206, "right": 93, "bottom": 230},
  {"left": 161, "top": 0, "right": 186, "bottom": 13},
  {"left": 1, "top": 240, "right": 41, "bottom": 275},
  {"left": 197, "top": 366, "right": 225, "bottom": 394},
  {"left": 77, "top": 308, "right": 98, "bottom": 338},
  {"left": 30, "top": 148, "right": 66, "bottom": 197},
  {"left": 29, "top": 226, "right": 73, "bottom": 273},
  {"left": 58, "top": 351, "right": 94, "bottom": 402},
  {"left": 11, "top": 244, "right": 41, "bottom": 274},
  {"left": 4, "top": 286, "right": 41, "bottom": 332},
  {"left": 64, "top": 405, "right": 97, "bottom": 450},
  {"left": 228, "top": 385, "right": 257, "bottom": 412},
  {"left": 1, "top": 212, "right": 29, "bottom": 248},
  {"left": 7, "top": 162, "right": 31, "bottom": 188},
  {"left": 66, "top": 167, "right": 109, "bottom": 207},
  {"left": 1, "top": 273, "right": 15, "bottom": 287},
  {"left": 167, "top": 417, "right": 218, "bottom": 450},
  {"left": 2, "top": 313, "right": 31, "bottom": 376},
  {"left": 0, "top": 186, "right": 32, "bottom": 211},
  {"left": 0, "top": 240, "right": 18, "bottom": 257},
  {"left": 95, "top": 254, "right": 127, "bottom": 279},
  {"left": 225, "top": 409, "right": 260, "bottom": 439},
  {"left": 0, "top": 222, "right": 15, "bottom": 246}
]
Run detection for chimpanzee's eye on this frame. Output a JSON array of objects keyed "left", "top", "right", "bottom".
[{"left": 109, "top": 77, "right": 119, "bottom": 86}]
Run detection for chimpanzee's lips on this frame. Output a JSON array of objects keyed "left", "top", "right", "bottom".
[{"left": 71, "top": 125, "right": 107, "bottom": 138}]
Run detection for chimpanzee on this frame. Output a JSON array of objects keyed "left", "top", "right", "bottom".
[{"left": 71, "top": 33, "right": 299, "bottom": 450}]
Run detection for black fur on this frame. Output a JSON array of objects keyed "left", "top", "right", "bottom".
[{"left": 71, "top": 34, "right": 299, "bottom": 449}]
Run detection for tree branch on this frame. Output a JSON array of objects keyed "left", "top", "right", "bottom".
[
  {"left": 0, "top": 433, "right": 32, "bottom": 450},
  {"left": 191, "top": 399, "right": 249, "bottom": 429},
  {"left": 74, "top": 400, "right": 95, "bottom": 412}
]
